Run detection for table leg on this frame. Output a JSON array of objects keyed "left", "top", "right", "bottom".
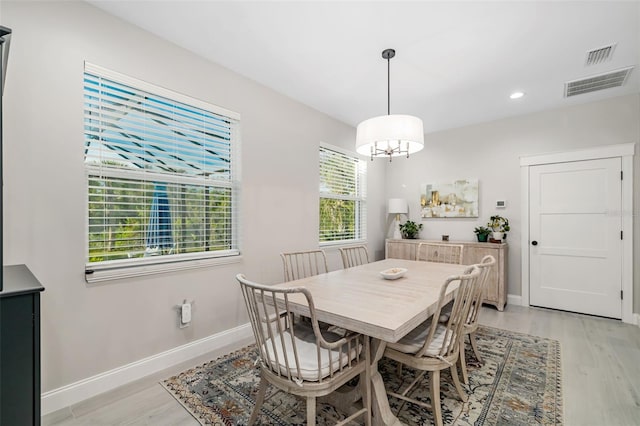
[
  {"left": 319, "top": 338, "right": 403, "bottom": 425},
  {"left": 370, "top": 339, "right": 403, "bottom": 426}
]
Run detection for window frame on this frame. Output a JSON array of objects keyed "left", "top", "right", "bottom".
[
  {"left": 83, "top": 63, "right": 242, "bottom": 283},
  {"left": 318, "top": 143, "right": 367, "bottom": 246}
]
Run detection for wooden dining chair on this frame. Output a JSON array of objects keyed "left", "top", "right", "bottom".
[
  {"left": 236, "top": 274, "right": 371, "bottom": 426},
  {"left": 434, "top": 255, "right": 496, "bottom": 384},
  {"left": 416, "top": 242, "right": 464, "bottom": 264},
  {"left": 281, "top": 249, "right": 335, "bottom": 331},
  {"left": 339, "top": 245, "right": 370, "bottom": 268},
  {"left": 383, "top": 265, "right": 481, "bottom": 426},
  {"left": 281, "top": 250, "right": 329, "bottom": 282},
  {"left": 457, "top": 255, "right": 496, "bottom": 384}
]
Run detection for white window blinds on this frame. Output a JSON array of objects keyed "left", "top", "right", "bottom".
[
  {"left": 319, "top": 145, "right": 367, "bottom": 243},
  {"left": 84, "top": 63, "right": 240, "bottom": 272}
]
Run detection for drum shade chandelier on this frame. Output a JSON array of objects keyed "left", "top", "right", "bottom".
[{"left": 356, "top": 49, "right": 424, "bottom": 161}]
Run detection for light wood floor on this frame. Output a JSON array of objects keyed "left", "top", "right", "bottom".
[{"left": 44, "top": 305, "right": 640, "bottom": 426}]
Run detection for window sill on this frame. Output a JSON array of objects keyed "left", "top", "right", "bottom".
[{"left": 85, "top": 254, "right": 242, "bottom": 284}]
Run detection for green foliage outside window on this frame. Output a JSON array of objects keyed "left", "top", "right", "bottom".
[
  {"left": 88, "top": 175, "right": 232, "bottom": 263},
  {"left": 319, "top": 198, "right": 356, "bottom": 242},
  {"left": 319, "top": 146, "right": 366, "bottom": 242}
]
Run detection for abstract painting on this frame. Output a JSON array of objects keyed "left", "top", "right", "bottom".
[{"left": 421, "top": 178, "right": 479, "bottom": 218}]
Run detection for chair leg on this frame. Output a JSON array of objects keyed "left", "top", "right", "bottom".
[
  {"left": 396, "top": 361, "right": 403, "bottom": 377},
  {"left": 429, "top": 370, "right": 443, "bottom": 426},
  {"left": 450, "top": 362, "right": 468, "bottom": 402},
  {"left": 360, "top": 369, "right": 372, "bottom": 426},
  {"left": 249, "top": 375, "right": 267, "bottom": 425},
  {"left": 458, "top": 340, "right": 469, "bottom": 385},
  {"left": 469, "top": 332, "right": 483, "bottom": 363},
  {"left": 306, "top": 396, "right": 316, "bottom": 426}
]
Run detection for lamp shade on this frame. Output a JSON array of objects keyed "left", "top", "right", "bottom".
[
  {"left": 356, "top": 114, "right": 424, "bottom": 157},
  {"left": 388, "top": 198, "right": 408, "bottom": 215}
]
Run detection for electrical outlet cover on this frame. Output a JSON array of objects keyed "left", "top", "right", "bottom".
[{"left": 181, "top": 303, "right": 191, "bottom": 323}]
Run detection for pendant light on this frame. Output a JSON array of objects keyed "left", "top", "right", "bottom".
[{"left": 355, "top": 49, "right": 424, "bottom": 161}]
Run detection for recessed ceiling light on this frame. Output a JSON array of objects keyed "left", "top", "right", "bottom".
[{"left": 510, "top": 91, "right": 525, "bottom": 99}]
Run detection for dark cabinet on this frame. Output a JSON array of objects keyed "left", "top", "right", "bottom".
[{"left": 1, "top": 265, "right": 44, "bottom": 426}]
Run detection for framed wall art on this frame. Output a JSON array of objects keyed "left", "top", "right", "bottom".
[{"left": 421, "top": 178, "right": 479, "bottom": 218}]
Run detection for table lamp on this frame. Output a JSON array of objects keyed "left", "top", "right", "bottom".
[{"left": 388, "top": 198, "right": 408, "bottom": 239}]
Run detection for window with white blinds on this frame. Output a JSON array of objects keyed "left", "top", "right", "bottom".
[
  {"left": 319, "top": 145, "right": 367, "bottom": 243},
  {"left": 84, "top": 63, "right": 240, "bottom": 276}
]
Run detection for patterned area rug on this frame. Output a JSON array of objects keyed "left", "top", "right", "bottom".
[{"left": 162, "top": 326, "right": 562, "bottom": 425}]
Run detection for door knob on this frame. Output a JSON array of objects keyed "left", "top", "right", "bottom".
[{"left": 531, "top": 241, "right": 538, "bottom": 246}]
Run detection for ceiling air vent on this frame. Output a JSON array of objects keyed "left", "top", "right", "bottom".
[
  {"left": 585, "top": 44, "right": 616, "bottom": 66},
  {"left": 564, "top": 67, "right": 633, "bottom": 97}
]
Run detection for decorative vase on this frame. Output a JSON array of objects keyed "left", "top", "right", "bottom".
[
  {"left": 491, "top": 231, "right": 504, "bottom": 241},
  {"left": 477, "top": 234, "right": 489, "bottom": 242}
]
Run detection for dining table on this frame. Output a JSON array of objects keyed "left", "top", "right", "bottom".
[{"left": 271, "top": 257, "right": 469, "bottom": 426}]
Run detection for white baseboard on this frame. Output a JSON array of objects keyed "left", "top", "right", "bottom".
[
  {"left": 507, "top": 294, "right": 522, "bottom": 306},
  {"left": 41, "top": 322, "right": 253, "bottom": 415}
]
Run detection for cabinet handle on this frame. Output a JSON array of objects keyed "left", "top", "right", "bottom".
[{"left": 531, "top": 241, "right": 538, "bottom": 246}]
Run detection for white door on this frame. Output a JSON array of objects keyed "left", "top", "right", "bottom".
[{"left": 529, "top": 158, "right": 622, "bottom": 318}]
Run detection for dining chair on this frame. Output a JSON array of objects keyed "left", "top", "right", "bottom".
[
  {"left": 416, "top": 242, "right": 464, "bottom": 264},
  {"left": 236, "top": 274, "right": 371, "bottom": 426},
  {"left": 383, "top": 265, "right": 481, "bottom": 426},
  {"left": 339, "top": 245, "right": 370, "bottom": 268},
  {"left": 281, "top": 249, "right": 335, "bottom": 331},
  {"left": 434, "top": 255, "right": 496, "bottom": 384},
  {"left": 281, "top": 250, "right": 329, "bottom": 282},
  {"left": 457, "top": 255, "right": 496, "bottom": 384}
]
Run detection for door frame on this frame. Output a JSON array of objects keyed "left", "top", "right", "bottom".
[{"left": 520, "top": 143, "right": 635, "bottom": 323}]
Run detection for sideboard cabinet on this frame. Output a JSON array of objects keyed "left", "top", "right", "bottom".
[{"left": 385, "top": 239, "right": 508, "bottom": 311}]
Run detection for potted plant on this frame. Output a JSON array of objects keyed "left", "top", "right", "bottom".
[
  {"left": 473, "top": 226, "right": 492, "bottom": 242},
  {"left": 399, "top": 220, "right": 423, "bottom": 239},
  {"left": 488, "top": 215, "right": 510, "bottom": 241}
]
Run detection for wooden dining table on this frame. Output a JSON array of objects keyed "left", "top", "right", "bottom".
[{"left": 271, "top": 258, "right": 469, "bottom": 426}]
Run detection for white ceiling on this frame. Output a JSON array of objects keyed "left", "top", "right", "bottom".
[{"left": 89, "top": 1, "right": 640, "bottom": 134}]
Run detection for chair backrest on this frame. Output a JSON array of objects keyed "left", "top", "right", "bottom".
[
  {"left": 467, "top": 255, "right": 496, "bottom": 326},
  {"left": 416, "top": 242, "right": 464, "bottom": 264},
  {"left": 415, "top": 265, "right": 480, "bottom": 360},
  {"left": 281, "top": 250, "right": 329, "bottom": 282},
  {"left": 339, "top": 245, "right": 370, "bottom": 268},
  {"left": 236, "top": 274, "right": 365, "bottom": 383}
]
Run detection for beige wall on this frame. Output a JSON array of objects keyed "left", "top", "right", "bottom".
[
  {"left": 2, "top": 0, "right": 638, "bottom": 403},
  {"left": 1, "top": 1, "right": 387, "bottom": 392},
  {"left": 385, "top": 94, "right": 640, "bottom": 309}
]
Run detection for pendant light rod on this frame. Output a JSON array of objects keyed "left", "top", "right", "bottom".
[
  {"left": 387, "top": 53, "right": 390, "bottom": 115},
  {"left": 382, "top": 48, "right": 395, "bottom": 115}
]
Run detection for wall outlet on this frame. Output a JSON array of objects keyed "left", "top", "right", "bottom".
[{"left": 181, "top": 303, "right": 191, "bottom": 324}]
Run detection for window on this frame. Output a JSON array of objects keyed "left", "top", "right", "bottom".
[
  {"left": 319, "top": 145, "right": 367, "bottom": 243},
  {"left": 84, "top": 64, "right": 240, "bottom": 280}
]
